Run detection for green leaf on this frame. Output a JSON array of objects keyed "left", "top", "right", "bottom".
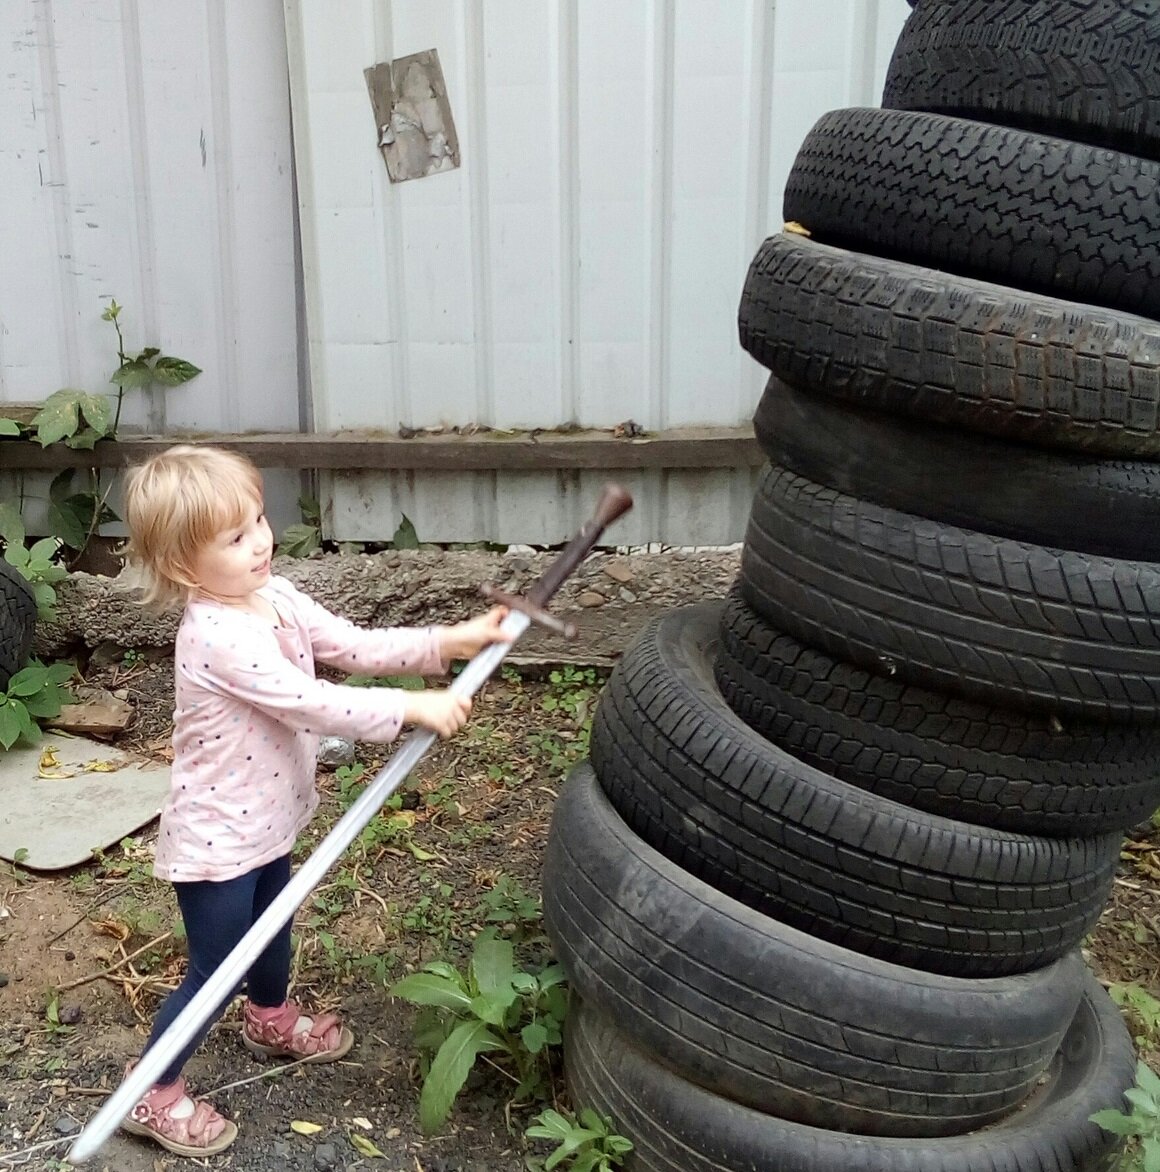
[
  {"left": 47, "top": 500, "right": 90, "bottom": 551},
  {"left": 1145, "top": 1135, "right": 1160, "bottom": 1172},
  {"left": 1090, "top": 1108, "right": 1138, "bottom": 1136},
  {"left": 278, "top": 523, "right": 321, "bottom": 558},
  {"left": 111, "top": 359, "right": 155, "bottom": 389},
  {"left": 520, "top": 1021, "right": 550, "bottom": 1055},
  {"left": 31, "top": 391, "right": 81, "bottom": 446},
  {"left": 471, "top": 931, "right": 516, "bottom": 1002},
  {"left": 392, "top": 514, "right": 420, "bottom": 549},
  {"left": 390, "top": 972, "right": 472, "bottom": 1011},
  {"left": 0, "top": 418, "right": 20, "bottom": 437},
  {"left": 8, "top": 665, "right": 49, "bottom": 696},
  {"left": 1139, "top": 1061, "right": 1160, "bottom": 1101},
  {"left": 526, "top": 1110, "right": 573, "bottom": 1141},
  {"left": 1125, "top": 1086, "right": 1159, "bottom": 1115},
  {"left": 151, "top": 356, "right": 202, "bottom": 385},
  {"left": 101, "top": 300, "right": 121, "bottom": 321},
  {"left": 28, "top": 537, "right": 62, "bottom": 564},
  {"left": 0, "top": 502, "right": 25, "bottom": 546},
  {"left": 418, "top": 1020, "right": 503, "bottom": 1134},
  {"left": 136, "top": 347, "right": 161, "bottom": 362},
  {"left": 0, "top": 703, "right": 24, "bottom": 750}
]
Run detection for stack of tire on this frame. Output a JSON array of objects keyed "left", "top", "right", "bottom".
[{"left": 541, "top": 2, "right": 1159, "bottom": 1169}]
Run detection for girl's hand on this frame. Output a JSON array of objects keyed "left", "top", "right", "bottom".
[
  {"left": 403, "top": 690, "right": 472, "bottom": 738},
  {"left": 438, "top": 606, "right": 514, "bottom": 661}
]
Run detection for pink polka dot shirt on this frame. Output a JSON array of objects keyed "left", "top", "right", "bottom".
[{"left": 155, "top": 575, "right": 446, "bottom": 882}]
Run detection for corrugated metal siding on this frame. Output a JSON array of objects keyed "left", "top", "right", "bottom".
[
  {"left": 286, "top": 0, "right": 910, "bottom": 545},
  {"left": 0, "top": 0, "right": 302, "bottom": 528}
]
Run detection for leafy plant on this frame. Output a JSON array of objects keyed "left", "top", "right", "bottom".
[
  {"left": 525, "top": 1107, "right": 633, "bottom": 1172},
  {"left": 1111, "top": 983, "right": 1160, "bottom": 1049},
  {"left": 1091, "top": 1059, "right": 1160, "bottom": 1170},
  {"left": 278, "top": 495, "right": 323, "bottom": 558},
  {"left": 390, "top": 929, "right": 568, "bottom": 1133},
  {"left": 478, "top": 877, "right": 545, "bottom": 949},
  {"left": 3, "top": 300, "right": 200, "bottom": 566},
  {"left": 0, "top": 503, "right": 68, "bottom": 619},
  {"left": 0, "top": 660, "right": 76, "bottom": 749}
]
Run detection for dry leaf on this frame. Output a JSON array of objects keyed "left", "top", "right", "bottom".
[
  {"left": 291, "top": 1120, "right": 323, "bottom": 1136},
  {"left": 352, "top": 1117, "right": 373, "bottom": 1130},
  {"left": 83, "top": 759, "right": 119, "bottom": 773},
  {"left": 350, "top": 1133, "right": 385, "bottom": 1158},
  {"left": 783, "top": 220, "right": 812, "bottom": 237}
]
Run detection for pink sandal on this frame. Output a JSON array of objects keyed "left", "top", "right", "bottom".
[
  {"left": 242, "top": 998, "right": 354, "bottom": 1064},
  {"left": 121, "top": 1069, "right": 237, "bottom": 1157}
]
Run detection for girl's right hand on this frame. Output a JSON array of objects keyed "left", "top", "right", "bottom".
[{"left": 403, "top": 690, "right": 472, "bottom": 738}]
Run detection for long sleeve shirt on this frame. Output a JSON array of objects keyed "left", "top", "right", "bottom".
[{"left": 154, "top": 575, "right": 446, "bottom": 881}]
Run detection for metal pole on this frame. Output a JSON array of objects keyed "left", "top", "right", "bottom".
[{"left": 66, "top": 612, "right": 529, "bottom": 1165}]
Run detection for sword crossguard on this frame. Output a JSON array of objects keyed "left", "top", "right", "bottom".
[{"left": 480, "top": 583, "right": 579, "bottom": 640}]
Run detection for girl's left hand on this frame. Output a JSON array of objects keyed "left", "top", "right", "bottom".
[{"left": 438, "top": 606, "right": 514, "bottom": 660}]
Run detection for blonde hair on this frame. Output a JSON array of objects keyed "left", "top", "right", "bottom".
[{"left": 122, "top": 444, "right": 264, "bottom": 610}]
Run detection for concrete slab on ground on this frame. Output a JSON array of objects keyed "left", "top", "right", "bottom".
[{"left": 0, "top": 734, "right": 169, "bottom": 871}]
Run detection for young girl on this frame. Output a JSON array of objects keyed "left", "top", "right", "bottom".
[{"left": 118, "top": 444, "right": 511, "bottom": 1156}]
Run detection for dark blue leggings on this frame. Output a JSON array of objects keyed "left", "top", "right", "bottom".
[{"left": 142, "top": 853, "right": 293, "bottom": 1085}]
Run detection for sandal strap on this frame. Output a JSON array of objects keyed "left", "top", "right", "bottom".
[
  {"left": 245, "top": 999, "right": 344, "bottom": 1055},
  {"left": 129, "top": 1076, "right": 229, "bottom": 1146}
]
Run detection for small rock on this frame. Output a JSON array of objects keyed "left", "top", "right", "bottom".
[
  {"left": 400, "top": 791, "right": 421, "bottom": 810},
  {"left": 314, "top": 1142, "right": 339, "bottom": 1169},
  {"left": 112, "top": 688, "right": 130, "bottom": 701},
  {"left": 272, "top": 1141, "right": 292, "bottom": 1162},
  {"left": 53, "top": 1116, "right": 81, "bottom": 1136},
  {"left": 58, "top": 1004, "right": 83, "bottom": 1025},
  {"left": 619, "top": 588, "right": 638, "bottom": 603},
  {"left": 602, "top": 562, "right": 633, "bottom": 584},
  {"left": 317, "top": 736, "right": 356, "bottom": 769},
  {"left": 577, "top": 591, "right": 605, "bottom": 608},
  {"left": 64, "top": 951, "right": 75, "bottom": 962},
  {"left": 0, "top": 973, "right": 8, "bottom": 988}
]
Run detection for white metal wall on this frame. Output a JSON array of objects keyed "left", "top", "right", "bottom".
[
  {"left": 285, "top": 0, "right": 910, "bottom": 545},
  {"left": 0, "top": 0, "right": 302, "bottom": 529}
]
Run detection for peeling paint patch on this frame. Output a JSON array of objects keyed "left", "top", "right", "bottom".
[{"left": 364, "top": 49, "right": 459, "bottom": 184}]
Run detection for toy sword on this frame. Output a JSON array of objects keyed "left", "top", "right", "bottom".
[{"left": 66, "top": 482, "right": 632, "bottom": 1165}]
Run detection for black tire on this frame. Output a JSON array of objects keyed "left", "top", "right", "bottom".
[
  {"left": 564, "top": 976, "right": 1132, "bottom": 1172},
  {"left": 588, "top": 604, "right": 1118, "bottom": 975},
  {"left": 783, "top": 107, "right": 1160, "bottom": 321},
  {"left": 737, "top": 234, "right": 1160, "bottom": 459},
  {"left": 754, "top": 377, "right": 1160, "bottom": 561},
  {"left": 0, "top": 561, "right": 35, "bottom": 691},
  {"left": 885, "top": 0, "right": 1160, "bottom": 160},
  {"left": 742, "top": 462, "right": 1160, "bottom": 723},
  {"left": 544, "top": 763, "right": 1089, "bottom": 1138},
  {"left": 715, "top": 585, "right": 1160, "bottom": 837}
]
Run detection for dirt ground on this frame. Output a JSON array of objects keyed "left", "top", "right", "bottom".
[{"left": 2, "top": 549, "right": 1160, "bottom": 1171}]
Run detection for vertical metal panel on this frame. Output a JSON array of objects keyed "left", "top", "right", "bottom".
[
  {"left": 288, "top": 0, "right": 911, "bottom": 545},
  {"left": 0, "top": 0, "right": 299, "bottom": 435}
]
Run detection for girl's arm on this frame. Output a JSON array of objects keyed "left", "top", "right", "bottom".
[
  {"left": 185, "top": 620, "right": 413, "bottom": 743},
  {"left": 278, "top": 579, "right": 447, "bottom": 677}
]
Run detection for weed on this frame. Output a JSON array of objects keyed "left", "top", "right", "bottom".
[
  {"left": 278, "top": 495, "right": 323, "bottom": 558},
  {"left": 1092, "top": 1059, "right": 1160, "bottom": 1170},
  {"left": 401, "top": 876, "right": 457, "bottom": 947},
  {"left": 524, "top": 1107, "right": 634, "bottom": 1172},
  {"left": 391, "top": 929, "right": 568, "bottom": 1133},
  {"left": 478, "top": 877, "right": 545, "bottom": 950},
  {"left": 0, "top": 660, "right": 77, "bottom": 749},
  {"left": 41, "top": 996, "right": 76, "bottom": 1040},
  {"left": 1111, "top": 983, "right": 1160, "bottom": 1049}
]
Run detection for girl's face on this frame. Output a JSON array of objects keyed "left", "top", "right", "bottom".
[{"left": 189, "top": 499, "right": 273, "bottom": 604}]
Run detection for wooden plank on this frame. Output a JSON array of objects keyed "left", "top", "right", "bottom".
[{"left": 0, "top": 426, "right": 762, "bottom": 472}]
